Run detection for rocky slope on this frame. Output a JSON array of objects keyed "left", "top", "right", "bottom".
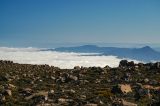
[{"left": 0, "top": 60, "right": 160, "bottom": 106}]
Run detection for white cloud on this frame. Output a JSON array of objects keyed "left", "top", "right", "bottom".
[{"left": 0, "top": 47, "right": 139, "bottom": 69}]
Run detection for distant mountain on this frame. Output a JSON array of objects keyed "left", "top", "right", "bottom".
[
  {"left": 53, "top": 45, "right": 160, "bottom": 62},
  {"left": 154, "top": 47, "right": 160, "bottom": 52}
]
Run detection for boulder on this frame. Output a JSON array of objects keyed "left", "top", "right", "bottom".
[
  {"left": 0, "top": 75, "right": 8, "bottom": 82},
  {"left": 85, "top": 103, "right": 98, "bottom": 106},
  {"left": 119, "top": 84, "right": 132, "bottom": 94},
  {"left": 0, "top": 94, "right": 6, "bottom": 102},
  {"left": 112, "top": 84, "right": 132, "bottom": 94},
  {"left": 5, "top": 89, "right": 12, "bottom": 96},
  {"left": 121, "top": 99, "right": 137, "bottom": 106},
  {"left": 69, "top": 75, "right": 78, "bottom": 81},
  {"left": 128, "top": 61, "right": 135, "bottom": 67},
  {"left": 8, "top": 84, "right": 16, "bottom": 89},
  {"left": 25, "top": 91, "right": 48, "bottom": 100},
  {"left": 19, "top": 88, "right": 32, "bottom": 97},
  {"left": 119, "top": 60, "right": 128, "bottom": 67},
  {"left": 58, "top": 98, "right": 73, "bottom": 103},
  {"left": 155, "top": 62, "right": 160, "bottom": 69},
  {"left": 74, "top": 66, "right": 81, "bottom": 70},
  {"left": 144, "top": 78, "right": 149, "bottom": 83}
]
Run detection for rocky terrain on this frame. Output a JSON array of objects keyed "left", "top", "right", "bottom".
[{"left": 0, "top": 60, "right": 160, "bottom": 106}]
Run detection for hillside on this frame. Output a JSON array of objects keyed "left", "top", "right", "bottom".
[{"left": 0, "top": 60, "right": 160, "bottom": 105}]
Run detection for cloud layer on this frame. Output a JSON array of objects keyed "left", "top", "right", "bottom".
[{"left": 0, "top": 47, "right": 139, "bottom": 69}]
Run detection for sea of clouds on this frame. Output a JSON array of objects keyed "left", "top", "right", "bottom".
[{"left": 0, "top": 47, "right": 139, "bottom": 69}]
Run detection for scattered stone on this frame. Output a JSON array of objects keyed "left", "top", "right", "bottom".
[
  {"left": 119, "top": 60, "right": 128, "bottom": 67},
  {"left": 19, "top": 88, "right": 32, "bottom": 97},
  {"left": 85, "top": 103, "right": 98, "bottom": 106},
  {"left": 74, "top": 66, "right": 81, "bottom": 70},
  {"left": 0, "top": 60, "right": 159, "bottom": 105},
  {"left": 112, "top": 84, "right": 132, "bottom": 94},
  {"left": 144, "top": 78, "right": 149, "bottom": 83},
  {"left": 121, "top": 99, "right": 137, "bottom": 106},
  {"left": 69, "top": 75, "right": 78, "bottom": 81},
  {"left": 5, "top": 89, "right": 12, "bottom": 96},
  {"left": 0, "top": 75, "right": 8, "bottom": 82},
  {"left": 58, "top": 98, "right": 73, "bottom": 103},
  {"left": 25, "top": 91, "right": 48, "bottom": 100}
]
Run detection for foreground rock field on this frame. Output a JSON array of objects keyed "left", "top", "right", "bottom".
[{"left": 0, "top": 60, "right": 160, "bottom": 106}]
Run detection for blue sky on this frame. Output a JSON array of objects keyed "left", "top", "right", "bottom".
[{"left": 0, "top": 0, "right": 160, "bottom": 47}]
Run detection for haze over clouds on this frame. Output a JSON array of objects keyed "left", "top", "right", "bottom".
[{"left": 0, "top": 47, "right": 140, "bottom": 69}]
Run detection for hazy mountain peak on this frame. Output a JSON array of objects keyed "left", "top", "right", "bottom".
[
  {"left": 80, "top": 45, "right": 98, "bottom": 48},
  {"left": 139, "top": 46, "right": 155, "bottom": 52},
  {"left": 141, "top": 46, "right": 152, "bottom": 50}
]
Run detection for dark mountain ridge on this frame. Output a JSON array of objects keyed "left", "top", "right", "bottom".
[{"left": 53, "top": 45, "right": 160, "bottom": 62}]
